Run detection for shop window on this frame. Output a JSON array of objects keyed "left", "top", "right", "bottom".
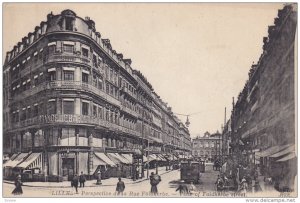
[
  {"left": 78, "top": 128, "right": 87, "bottom": 137},
  {"left": 82, "top": 72, "right": 89, "bottom": 83},
  {"left": 64, "top": 70, "right": 74, "bottom": 81},
  {"left": 63, "top": 100, "right": 74, "bottom": 114},
  {"left": 82, "top": 102, "right": 89, "bottom": 116}
]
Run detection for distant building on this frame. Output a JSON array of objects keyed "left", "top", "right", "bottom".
[{"left": 192, "top": 131, "right": 222, "bottom": 162}]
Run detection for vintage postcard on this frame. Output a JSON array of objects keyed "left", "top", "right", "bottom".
[{"left": 2, "top": 2, "right": 298, "bottom": 200}]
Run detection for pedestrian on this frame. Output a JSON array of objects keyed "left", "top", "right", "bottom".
[
  {"left": 150, "top": 172, "right": 161, "bottom": 195},
  {"left": 215, "top": 175, "right": 224, "bottom": 191},
  {"left": 72, "top": 174, "right": 79, "bottom": 194},
  {"left": 239, "top": 176, "right": 248, "bottom": 194},
  {"left": 12, "top": 174, "right": 23, "bottom": 195},
  {"left": 116, "top": 177, "right": 126, "bottom": 195},
  {"left": 253, "top": 180, "right": 262, "bottom": 192},
  {"left": 176, "top": 180, "right": 189, "bottom": 196},
  {"left": 79, "top": 171, "right": 86, "bottom": 188},
  {"left": 189, "top": 181, "right": 196, "bottom": 194}
]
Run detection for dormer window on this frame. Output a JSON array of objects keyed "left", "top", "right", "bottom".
[{"left": 65, "top": 17, "right": 74, "bottom": 31}]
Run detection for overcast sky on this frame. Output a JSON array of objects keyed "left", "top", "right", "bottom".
[{"left": 3, "top": 3, "right": 284, "bottom": 137}]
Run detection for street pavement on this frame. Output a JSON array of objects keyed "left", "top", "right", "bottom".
[{"left": 3, "top": 165, "right": 282, "bottom": 198}]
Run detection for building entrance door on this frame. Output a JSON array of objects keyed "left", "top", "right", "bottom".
[{"left": 62, "top": 158, "right": 75, "bottom": 181}]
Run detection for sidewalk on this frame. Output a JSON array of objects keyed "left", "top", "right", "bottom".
[{"left": 4, "top": 166, "right": 173, "bottom": 188}]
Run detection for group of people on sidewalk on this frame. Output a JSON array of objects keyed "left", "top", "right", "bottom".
[{"left": 71, "top": 171, "right": 87, "bottom": 194}]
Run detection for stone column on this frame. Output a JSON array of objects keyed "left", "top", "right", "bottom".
[
  {"left": 75, "top": 98, "right": 81, "bottom": 115},
  {"left": 75, "top": 67, "right": 81, "bottom": 82},
  {"left": 29, "top": 128, "right": 37, "bottom": 149}
]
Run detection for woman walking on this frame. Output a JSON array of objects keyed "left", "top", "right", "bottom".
[{"left": 12, "top": 174, "right": 23, "bottom": 195}]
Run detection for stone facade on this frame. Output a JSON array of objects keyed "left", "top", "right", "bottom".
[
  {"left": 192, "top": 132, "right": 222, "bottom": 162},
  {"left": 3, "top": 9, "right": 191, "bottom": 180}
]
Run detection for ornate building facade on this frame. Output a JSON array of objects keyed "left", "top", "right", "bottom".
[
  {"left": 3, "top": 9, "right": 191, "bottom": 180},
  {"left": 192, "top": 131, "right": 222, "bottom": 162}
]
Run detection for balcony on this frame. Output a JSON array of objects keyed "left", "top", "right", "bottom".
[
  {"left": 12, "top": 82, "right": 48, "bottom": 101},
  {"left": 45, "top": 53, "right": 91, "bottom": 66},
  {"left": 121, "top": 87, "right": 137, "bottom": 99},
  {"left": 10, "top": 114, "right": 141, "bottom": 137},
  {"left": 152, "top": 107, "right": 162, "bottom": 118},
  {"left": 121, "top": 106, "right": 138, "bottom": 117}
]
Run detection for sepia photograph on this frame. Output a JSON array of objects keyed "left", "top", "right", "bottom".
[{"left": 1, "top": 2, "right": 298, "bottom": 200}]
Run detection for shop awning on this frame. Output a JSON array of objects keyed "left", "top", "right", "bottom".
[
  {"left": 107, "top": 153, "right": 131, "bottom": 164},
  {"left": 121, "top": 154, "right": 133, "bottom": 163},
  {"left": 270, "top": 145, "right": 295, "bottom": 158},
  {"left": 147, "top": 154, "right": 157, "bottom": 162},
  {"left": 94, "top": 153, "right": 116, "bottom": 166},
  {"left": 10, "top": 153, "right": 19, "bottom": 160},
  {"left": 148, "top": 136, "right": 163, "bottom": 144},
  {"left": 153, "top": 154, "right": 162, "bottom": 161},
  {"left": 143, "top": 155, "right": 148, "bottom": 162},
  {"left": 17, "top": 153, "right": 42, "bottom": 169},
  {"left": 157, "top": 154, "right": 167, "bottom": 161},
  {"left": 93, "top": 155, "right": 107, "bottom": 166},
  {"left": 256, "top": 144, "right": 292, "bottom": 157},
  {"left": 114, "top": 153, "right": 131, "bottom": 164},
  {"left": 276, "top": 153, "right": 297, "bottom": 162},
  {"left": 3, "top": 153, "right": 29, "bottom": 168}
]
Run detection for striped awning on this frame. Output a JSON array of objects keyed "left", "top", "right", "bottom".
[
  {"left": 107, "top": 153, "right": 131, "bottom": 164},
  {"left": 94, "top": 153, "right": 116, "bottom": 166},
  {"left": 157, "top": 154, "right": 167, "bottom": 161},
  {"left": 3, "top": 153, "right": 29, "bottom": 168},
  {"left": 270, "top": 145, "right": 295, "bottom": 158},
  {"left": 256, "top": 144, "right": 292, "bottom": 157},
  {"left": 17, "top": 153, "right": 42, "bottom": 169},
  {"left": 147, "top": 154, "right": 157, "bottom": 162},
  {"left": 93, "top": 155, "right": 107, "bottom": 166},
  {"left": 121, "top": 154, "right": 133, "bottom": 163},
  {"left": 143, "top": 155, "right": 147, "bottom": 162},
  {"left": 276, "top": 153, "right": 297, "bottom": 162}
]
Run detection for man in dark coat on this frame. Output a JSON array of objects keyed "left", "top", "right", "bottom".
[
  {"left": 12, "top": 174, "right": 23, "bottom": 195},
  {"left": 72, "top": 174, "right": 79, "bottom": 194},
  {"left": 79, "top": 171, "right": 86, "bottom": 188},
  {"left": 176, "top": 180, "right": 189, "bottom": 196},
  {"left": 150, "top": 172, "right": 161, "bottom": 195},
  {"left": 116, "top": 177, "right": 126, "bottom": 195}
]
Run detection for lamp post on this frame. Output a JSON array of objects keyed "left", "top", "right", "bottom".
[{"left": 147, "top": 138, "right": 150, "bottom": 179}]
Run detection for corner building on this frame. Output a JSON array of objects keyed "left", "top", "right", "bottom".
[{"left": 3, "top": 10, "right": 191, "bottom": 180}]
